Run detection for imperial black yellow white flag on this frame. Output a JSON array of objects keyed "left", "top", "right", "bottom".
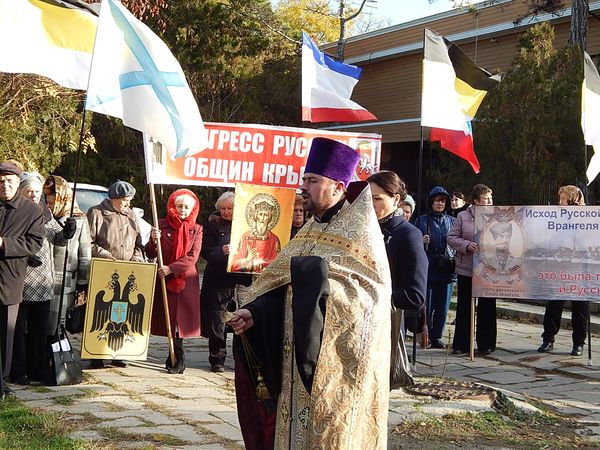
[
  {"left": 0, "top": 0, "right": 98, "bottom": 90},
  {"left": 582, "top": 52, "right": 600, "bottom": 185},
  {"left": 81, "top": 259, "right": 156, "bottom": 360},
  {"left": 421, "top": 28, "right": 500, "bottom": 173}
]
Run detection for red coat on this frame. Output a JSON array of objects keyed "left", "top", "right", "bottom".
[{"left": 146, "top": 218, "right": 202, "bottom": 338}]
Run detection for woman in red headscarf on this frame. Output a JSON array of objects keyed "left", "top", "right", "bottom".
[{"left": 146, "top": 189, "right": 202, "bottom": 374}]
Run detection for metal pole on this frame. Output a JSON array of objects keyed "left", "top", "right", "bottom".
[
  {"left": 411, "top": 314, "right": 418, "bottom": 372},
  {"left": 0, "top": 350, "right": 5, "bottom": 400},
  {"left": 413, "top": 29, "right": 428, "bottom": 371},
  {"left": 588, "top": 301, "right": 593, "bottom": 366},
  {"left": 470, "top": 297, "right": 476, "bottom": 361},
  {"left": 53, "top": 108, "right": 89, "bottom": 337}
]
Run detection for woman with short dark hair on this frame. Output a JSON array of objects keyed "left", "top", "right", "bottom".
[
  {"left": 449, "top": 191, "right": 468, "bottom": 218},
  {"left": 447, "top": 184, "right": 497, "bottom": 356}
]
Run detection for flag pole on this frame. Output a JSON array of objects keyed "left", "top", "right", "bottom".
[
  {"left": 583, "top": 45, "right": 590, "bottom": 202},
  {"left": 470, "top": 298, "right": 476, "bottom": 361},
  {"left": 52, "top": 108, "right": 89, "bottom": 341},
  {"left": 411, "top": 124, "right": 425, "bottom": 370},
  {"left": 148, "top": 183, "right": 176, "bottom": 368},
  {"left": 417, "top": 28, "right": 426, "bottom": 221},
  {"left": 581, "top": 47, "right": 593, "bottom": 366},
  {"left": 587, "top": 304, "right": 593, "bottom": 366},
  {"left": 55, "top": 0, "right": 101, "bottom": 344},
  {"left": 412, "top": 29, "right": 429, "bottom": 369}
]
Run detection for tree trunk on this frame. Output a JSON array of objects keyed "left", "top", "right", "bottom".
[{"left": 568, "top": 0, "right": 588, "bottom": 48}]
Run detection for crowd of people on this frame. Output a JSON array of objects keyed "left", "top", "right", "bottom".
[{"left": 0, "top": 144, "right": 591, "bottom": 448}]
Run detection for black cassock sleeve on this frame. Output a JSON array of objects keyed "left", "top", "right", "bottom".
[
  {"left": 290, "top": 256, "right": 329, "bottom": 394},
  {"left": 242, "top": 256, "right": 329, "bottom": 399},
  {"left": 244, "top": 285, "right": 287, "bottom": 399}
]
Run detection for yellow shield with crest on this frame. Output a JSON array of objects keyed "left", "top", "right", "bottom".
[{"left": 81, "top": 258, "right": 157, "bottom": 360}]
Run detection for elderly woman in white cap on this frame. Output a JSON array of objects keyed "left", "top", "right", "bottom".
[
  {"left": 10, "top": 172, "right": 76, "bottom": 385},
  {"left": 86, "top": 180, "right": 143, "bottom": 369}
]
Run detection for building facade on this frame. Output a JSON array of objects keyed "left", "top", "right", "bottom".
[{"left": 321, "top": 0, "right": 600, "bottom": 194}]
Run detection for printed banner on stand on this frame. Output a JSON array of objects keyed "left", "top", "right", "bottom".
[
  {"left": 81, "top": 258, "right": 157, "bottom": 360},
  {"left": 472, "top": 206, "right": 600, "bottom": 301},
  {"left": 143, "top": 122, "right": 381, "bottom": 188},
  {"left": 228, "top": 183, "right": 296, "bottom": 274}
]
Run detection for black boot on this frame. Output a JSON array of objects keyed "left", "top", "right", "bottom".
[{"left": 168, "top": 338, "right": 185, "bottom": 374}]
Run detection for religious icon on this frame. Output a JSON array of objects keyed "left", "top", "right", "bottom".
[
  {"left": 354, "top": 139, "right": 380, "bottom": 181},
  {"left": 81, "top": 259, "right": 156, "bottom": 360},
  {"left": 228, "top": 184, "right": 295, "bottom": 274},
  {"left": 475, "top": 207, "right": 524, "bottom": 285}
]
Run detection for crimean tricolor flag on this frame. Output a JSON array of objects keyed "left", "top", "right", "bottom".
[
  {"left": 85, "top": 0, "right": 207, "bottom": 159},
  {"left": 302, "top": 31, "right": 376, "bottom": 123},
  {"left": 0, "top": 0, "right": 98, "bottom": 90},
  {"left": 421, "top": 28, "right": 500, "bottom": 173},
  {"left": 582, "top": 52, "right": 600, "bottom": 185}
]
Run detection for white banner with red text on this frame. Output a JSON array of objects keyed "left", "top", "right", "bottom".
[
  {"left": 143, "top": 122, "right": 381, "bottom": 188},
  {"left": 472, "top": 205, "right": 600, "bottom": 302}
]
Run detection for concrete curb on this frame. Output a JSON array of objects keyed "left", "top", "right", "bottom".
[{"left": 496, "top": 299, "right": 600, "bottom": 333}]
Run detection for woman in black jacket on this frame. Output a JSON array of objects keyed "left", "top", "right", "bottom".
[
  {"left": 367, "top": 171, "right": 428, "bottom": 353},
  {"left": 200, "top": 192, "right": 251, "bottom": 372}
]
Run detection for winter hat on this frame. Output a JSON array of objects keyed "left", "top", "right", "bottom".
[
  {"left": 108, "top": 180, "right": 136, "bottom": 199},
  {"left": 304, "top": 138, "right": 361, "bottom": 187},
  {"left": 0, "top": 162, "right": 23, "bottom": 177}
]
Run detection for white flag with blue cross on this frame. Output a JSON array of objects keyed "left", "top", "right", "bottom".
[{"left": 85, "top": 0, "right": 206, "bottom": 159}]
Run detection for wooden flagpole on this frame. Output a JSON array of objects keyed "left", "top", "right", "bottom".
[{"left": 148, "top": 183, "right": 176, "bottom": 367}]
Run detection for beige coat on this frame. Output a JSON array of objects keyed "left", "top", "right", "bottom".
[{"left": 87, "top": 199, "right": 143, "bottom": 262}]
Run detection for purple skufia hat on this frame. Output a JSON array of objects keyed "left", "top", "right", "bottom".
[{"left": 304, "top": 138, "right": 360, "bottom": 187}]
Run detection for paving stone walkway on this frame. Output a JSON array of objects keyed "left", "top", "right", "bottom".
[{"left": 8, "top": 311, "right": 600, "bottom": 449}]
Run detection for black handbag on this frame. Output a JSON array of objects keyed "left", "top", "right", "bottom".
[
  {"left": 390, "top": 308, "right": 415, "bottom": 390},
  {"left": 435, "top": 253, "right": 455, "bottom": 274},
  {"left": 65, "top": 303, "right": 86, "bottom": 334},
  {"left": 44, "top": 325, "right": 83, "bottom": 386}
]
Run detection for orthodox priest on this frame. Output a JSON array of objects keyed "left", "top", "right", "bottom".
[{"left": 229, "top": 137, "right": 392, "bottom": 450}]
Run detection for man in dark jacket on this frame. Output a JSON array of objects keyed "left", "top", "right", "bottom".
[
  {"left": 0, "top": 162, "right": 45, "bottom": 385},
  {"left": 415, "top": 186, "right": 456, "bottom": 348}
]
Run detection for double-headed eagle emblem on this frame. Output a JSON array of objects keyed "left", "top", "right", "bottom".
[{"left": 89, "top": 271, "right": 146, "bottom": 351}]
